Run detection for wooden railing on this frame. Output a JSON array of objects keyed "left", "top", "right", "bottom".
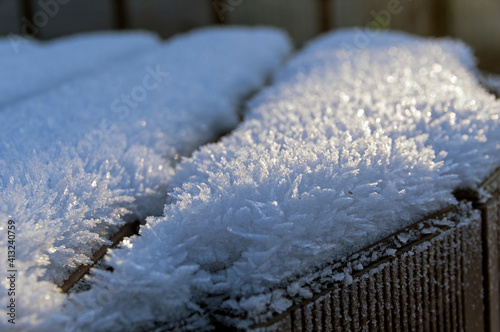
[{"left": 1, "top": 0, "right": 499, "bottom": 73}]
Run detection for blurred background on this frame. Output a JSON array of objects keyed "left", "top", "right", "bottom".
[{"left": 1, "top": 0, "right": 499, "bottom": 73}]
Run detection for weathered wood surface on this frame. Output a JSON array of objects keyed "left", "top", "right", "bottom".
[{"left": 249, "top": 205, "right": 485, "bottom": 332}]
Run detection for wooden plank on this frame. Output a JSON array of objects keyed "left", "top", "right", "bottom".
[
  {"left": 331, "top": 0, "right": 434, "bottom": 35},
  {"left": 478, "top": 168, "right": 500, "bottom": 331},
  {"left": 313, "top": 297, "right": 324, "bottom": 331},
  {"left": 412, "top": 250, "right": 424, "bottom": 331},
  {"left": 436, "top": 238, "right": 446, "bottom": 331},
  {"left": 340, "top": 284, "right": 352, "bottom": 331},
  {"left": 367, "top": 273, "right": 379, "bottom": 331},
  {"left": 477, "top": 51, "right": 500, "bottom": 75},
  {"left": 374, "top": 270, "right": 386, "bottom": 331},
  {"left": 431, "top": 0, "right": 448, "bottom": 36},
  {"left": 455, "top": 228, "right": 465, "bottom": 332},
  {"left": 462, "top": 215, "right": 486, "bottom": 332},
  {"left": 331, "top": 287, "right": 342, "bottom": 331},
  {"left": 303, "top": 302, "right": 314, "bottom": 331},
  {"left": 382, "top": 265, "right": 393, "bottom": 332},
  {"left": 391, "top": 259, "right": 402, "bottom": 331},
  {"left": 447, "top": 0, "right": 500, "bottom": 74},
  {"left": 407, "top": 255, "right": 417, "bottom": 332},
  {"left": 428, "top": 245, "right": 439, "bottom": 332},
  {"left": 112, "top": 0, "right": 128, "bottom": 29},
  {"left": 127, "top": 0, "right": 212, "bottom": 39},
  {"left": 321, "top": 294, "right": 333, "bottom": 332},
  {"left": 292, "top": 307, "right": 304, "bottom": 332},
  {"left": 317, "top": 0, "right": 332, "bottom": 32},
  {"left": 442, "top": 235, "right": 452, "bottom": 332},
  {"left": 448, "top": 0, "right": 500, "bottom": 53},
  {"left": 357, "top": 278, "right": 369, "bottom": 331},
  {"left": 0, "top": 0, "right": 21, "bottom": 36},
  {"left": 225, "top": 0, "right": 320, "bottom": 47},
  {"left": 400, "top": 255, "right": 410, "bottom": 331},
  {"left": 449, "top": 229, "right": 460, "bottom": 332},
  {"left": 419, "top": 250, "right": 431, "bottom": 332},
  {"left": 349, "top": 279, "right": 360, "bottom": 332},
  {"left": 59, "top": 220, "right": 140, "bottom": 293},
  {"left": 29, "top": 0, "right": 115, "bottom": 40},
  {"left": 249, "top": 204, "right": 485, "bottom": 331},
  {"left": 482, "top": 198, "right": 500, "bottom": 332}
]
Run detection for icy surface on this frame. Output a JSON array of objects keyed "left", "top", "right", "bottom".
[
  {"left": 0, "top": 31, "right": 161, "bottom": 108},
  {"left": 63, "top": 30, "right": 500, "bottom": 331},
  {"left": 0, "top": 27, "right": 291, "bottom": 331}
]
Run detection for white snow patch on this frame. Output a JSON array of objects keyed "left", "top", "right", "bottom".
[
  {"left": 0, "top": 27, "right": 291, "bottom": 331},
  {"left": 0, "top": 31, "right": 161, "bottom": 107}
]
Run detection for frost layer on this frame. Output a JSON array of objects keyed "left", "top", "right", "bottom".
[
  {"left": 0, "top": 27, "right": 291, "bottom": 331},
  {"left": 70, "top": 30, "right": 500, "bottom": 331},
  {"left": 0, "top": 31, "right": 161, "bottom": 107}
]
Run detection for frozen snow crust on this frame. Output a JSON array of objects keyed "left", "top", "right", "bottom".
[
  {"left": 0, "top": 31, "right": 162, "bottom": 107},
  {"left": 67, "top": 30, "right": 500, "bottom": 331},
  {"left": 0, "top": 27, "right": 291, "bottom": 331}
]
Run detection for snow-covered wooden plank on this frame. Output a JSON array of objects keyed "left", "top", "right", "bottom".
[
  {"left": 60, "top": 29, "right": 500, "bottom": 330},
  {"left": 0, "top": 27, "right": 291, "bottom": 331},
  {"left": 259, "top": 203, "right": 481, "bottom": 331}
]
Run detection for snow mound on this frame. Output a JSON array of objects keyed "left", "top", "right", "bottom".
[
  {"left": 0, "top": 27, "right": 291, "bottom": 331},
  {"left": 0, "top": 31, "right": 161, "bottom": 108},
  {"left": 70, "top": 30, "right": 500, "bottom": 331}
]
